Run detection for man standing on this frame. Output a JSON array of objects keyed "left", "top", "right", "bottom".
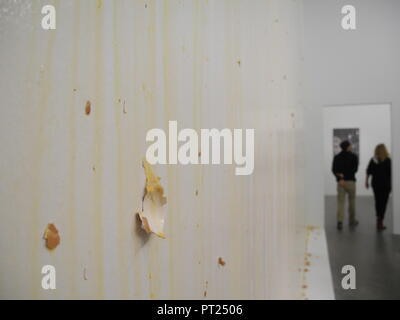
[{"left": 332, "top": 140, "right": 359, "bottom": 230}]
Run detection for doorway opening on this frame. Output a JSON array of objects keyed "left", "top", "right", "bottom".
[{"left": 322, "top": 103, "right": 399, "bottom": 300}]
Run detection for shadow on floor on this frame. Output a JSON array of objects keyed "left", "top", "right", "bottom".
[{"left": 325, "top": 195, "right": 400, "bottom": 299}]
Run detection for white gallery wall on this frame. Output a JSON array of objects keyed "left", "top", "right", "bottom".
[
  {"left": 303, "top": 0, "right": 400, "bottom": 234},
  {"left": 323, "top": 104, "right": 391, "bottom": 196},
  {"left": 0, "top": 0, "right": 307, "bottom": 299}
]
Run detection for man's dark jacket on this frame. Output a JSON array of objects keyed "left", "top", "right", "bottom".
[{"left": 332, "top": 150, "right": 359, "bottom": 182}]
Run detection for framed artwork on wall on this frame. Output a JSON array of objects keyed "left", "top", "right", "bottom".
[{"left": 333, "top": 128, "right": 360, "bottom": 156}]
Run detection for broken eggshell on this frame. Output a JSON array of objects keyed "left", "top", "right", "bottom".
[{"left": 137, "top": 159, "right": 166, "bottom": 239}]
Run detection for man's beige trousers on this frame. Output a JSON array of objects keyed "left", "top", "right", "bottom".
[{"left": 337, "top": 181, "right": 356, "bottom": 223}]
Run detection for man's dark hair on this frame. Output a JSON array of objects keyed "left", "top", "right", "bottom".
[{"left": 340, "top": 140, "right": 351, "bottom": 151}]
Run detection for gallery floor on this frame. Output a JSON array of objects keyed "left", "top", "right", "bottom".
[{"left": 325, "top": 196, "right": 400, "bottom": 299}]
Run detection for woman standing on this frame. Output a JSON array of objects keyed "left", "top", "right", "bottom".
[{"left": 366, "top": 144, "right": 392, "bottom": 231}]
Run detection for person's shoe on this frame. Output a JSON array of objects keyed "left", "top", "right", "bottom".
[
  {"left": 377, "top": 218, "right": 387, "bottom": 231},
  {"left": 337, "top": 222, "right": 343, "bottom": 230},
  {"left": 349, "top": 220, "right": 359, "bottom": 228}
]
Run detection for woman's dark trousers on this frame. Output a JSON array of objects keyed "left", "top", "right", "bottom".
[{"left": 373, "top": 188, "right": 390, "bottom": 219}]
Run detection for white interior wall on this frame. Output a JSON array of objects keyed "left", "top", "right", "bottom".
[
  {"left": 0, "top": 0, "right": 307, "bottom": 299},
  {"left": 303, "top": 0, "right": 400, "bottom": 234},
  {"left": 323, "top": 104, "right": 391, "bottom": 196}
]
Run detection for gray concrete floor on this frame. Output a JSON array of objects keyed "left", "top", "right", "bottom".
[{"left": 325, "top": 195, "right": 400, "bottom": 299}]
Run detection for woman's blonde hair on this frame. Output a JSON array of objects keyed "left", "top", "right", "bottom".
[{"left": 375, "top": 144, "right": 390, "bottom": 161}]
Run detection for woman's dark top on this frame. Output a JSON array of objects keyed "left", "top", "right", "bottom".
[{"left": 366, "top": 157, "right": 391, "bottom": 190}]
